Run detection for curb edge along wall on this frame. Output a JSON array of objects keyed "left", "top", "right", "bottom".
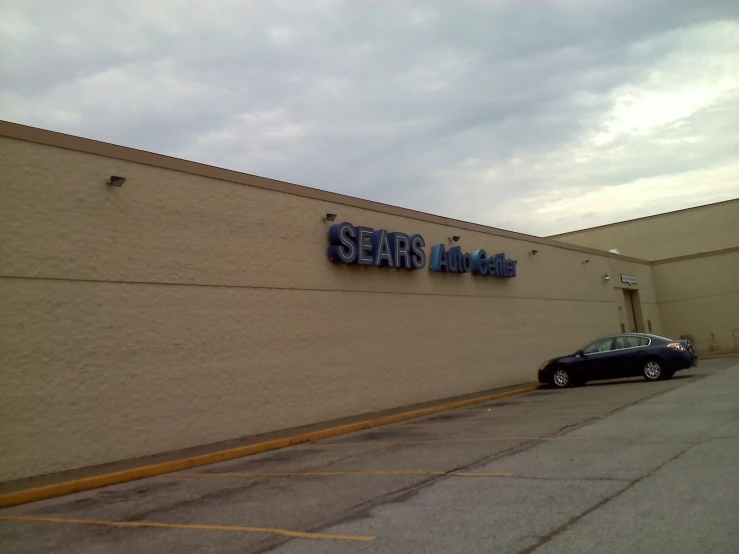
[{"left": 1, "top": 125, "right": 656, "bottom": 482}]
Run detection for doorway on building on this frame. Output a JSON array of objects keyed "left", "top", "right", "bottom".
[{"left": 623, "top": 289, "right": 644, "bottom": 333}]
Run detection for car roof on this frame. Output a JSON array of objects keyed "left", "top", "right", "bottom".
[{"left": 588, "top": 333, "right": 670, "bottom": 342}]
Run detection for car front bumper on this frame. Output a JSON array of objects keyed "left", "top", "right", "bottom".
[{"left": 537, "top": 368, "right": 553, "bottom": 384}]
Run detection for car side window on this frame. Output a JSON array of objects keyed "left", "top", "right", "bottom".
[
  {"left": 616, "top": 336, "right": 639, "bottom": 349},
  {"left": 583, "top": 338, "right": 614, "bottom": 354},
  {"left": 636, "top": 337, "right": 650, "bottom": 347}
]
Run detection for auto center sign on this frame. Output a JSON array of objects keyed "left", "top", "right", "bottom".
[{"left": 327, "top": 221, "right": 517, "bottom": 278}]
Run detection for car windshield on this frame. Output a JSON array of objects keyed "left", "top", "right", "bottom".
[
  {"left": 580, "top": 337, "right": 605, "bottom": 350},
  {"left": 581, "top": 337, "right": 613, "bottom": 354}
]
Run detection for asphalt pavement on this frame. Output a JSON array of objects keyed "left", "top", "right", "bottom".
[{"left": 2, "top": 357, "right": 738, "bottom": 554}]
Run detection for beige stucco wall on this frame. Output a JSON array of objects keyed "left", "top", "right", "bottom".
[
  {"left": 1, "top": 133, "right": 658, "bottom": 482},
  {"left": 549, "top": 200, "right": 739, "bottom": 260},
  {"left": 653, "top": 252, "right": 739, "bottom": 352}
]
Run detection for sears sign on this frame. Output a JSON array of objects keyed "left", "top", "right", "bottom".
[{"left": 327, "top": 222, "right": 516, "bottom": 278}]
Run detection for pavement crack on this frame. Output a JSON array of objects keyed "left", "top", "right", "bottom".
[
  {"left": 510, "top": 475, "right": 632, "bottom": 483},
  {"left": 247, "top": 479, "right": 439, "bottom": 554},
  {"left": 517, "top": 442, "right": 697, "bottom": 554},
  {"left": 291, "top": 437, "right": 580, "bottom": 545},
  {"left": 121, "top": 482, "right": 261, "bottom": 522}
]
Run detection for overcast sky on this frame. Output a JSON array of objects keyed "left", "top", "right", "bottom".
[{"left": 2, "top": 0, "right": 737, "bottom": 235}]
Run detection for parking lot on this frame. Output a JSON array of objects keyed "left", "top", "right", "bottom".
[{"left": 2, "top": 357, "right": 738, "bottom": 553}]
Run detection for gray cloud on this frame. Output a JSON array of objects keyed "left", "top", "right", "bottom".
[{"left": 2, "top": 0, "right": 738, "bottom": 235}]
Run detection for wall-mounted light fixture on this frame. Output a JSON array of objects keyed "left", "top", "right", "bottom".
[
  {"left": 603, "top": 273, "right": 610, "bottom": 282},
  {"left": 449, "top": 236, "right": 460, "bottom": 243},
  {"left": 106, "top": 176, "right": 126, "bottom": 187},
  {"left": 583, "top": 259, "right": 590, "bottom": 264},
  {"left": 530, "top": 249, "right": 539, "bottom": 255},
  {"left": 325, "top": 213, "right": 337, "bottom": 222}
]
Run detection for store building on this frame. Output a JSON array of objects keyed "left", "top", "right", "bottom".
[
  {"left": 550, "top": 199, "right": 739, "bottom": 352},
  {"left": 1, "top": 120, "right": 736, "bottom": 484}
]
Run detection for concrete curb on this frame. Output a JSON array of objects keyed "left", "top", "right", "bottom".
[
  {"left": 697, "top": 352, "right": 739, "bottom": 360},
  {"left": 0, "top": 385, "right": 541, "bottom": 509}
]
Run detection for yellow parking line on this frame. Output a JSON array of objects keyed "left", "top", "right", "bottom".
[
  {"left": 452, "top": 472, "right": 516, "bottom": 477},
  {"left": 0, "top": 515, "right": 374, "bottom": 542},
  {"left": 177, "top": 470, "right": 514, "bottom": 478},
  {"left": 300, "top": 437, "right": 588, "bottom": 448},
  {"left": 180, "top": 470, "right": 445, "bottom": 477}
]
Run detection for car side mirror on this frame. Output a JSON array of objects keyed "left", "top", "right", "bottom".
[{"left": 576, "top": 350, "right": 585, "bottom": 357}]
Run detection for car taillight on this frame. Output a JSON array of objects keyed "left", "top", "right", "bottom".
[{"left": 668, "top": 342, "right": 686, "bottom": 351}]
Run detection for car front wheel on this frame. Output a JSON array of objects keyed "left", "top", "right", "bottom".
[
  {"left": 552, "top": 368, "right": 572, "bottom": 388},
  {"left": 643, "top": 360, "right": 663, "bottom": 381}
]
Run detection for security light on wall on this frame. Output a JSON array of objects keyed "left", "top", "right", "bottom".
[
  {"left": 583, "top": 259, "right": 590, "bottom": 264},
  {"left": 106, "top": 176, "right": 126, "bottom": 187},
  {"left": 449, "top": 236, "right": 460, "bottom": 243},
  {"left": 603, "top": 273, "right": 610, "bottom": 282},
  {"left": 325, "top": 213, "right": 337, "bottom": 221},
  {"left": 530, "top": 249, "right": 539, "bottom": 255}
]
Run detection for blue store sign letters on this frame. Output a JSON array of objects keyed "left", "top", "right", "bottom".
[{"left": 327, "top": 222, "right": 517, "bottom": 278}]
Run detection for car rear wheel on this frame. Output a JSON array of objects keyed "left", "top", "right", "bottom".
[
  {"left": 643, "top": 360, "right": 663, "bottom": 381},
  {"left": 552, "top": 368, "right": 572, "bottom": 388}
]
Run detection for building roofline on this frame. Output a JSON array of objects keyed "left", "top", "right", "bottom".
[
  {"left": 548, "top": 197, "right": 739, "bottom": 238},
  {"left": 0, "top": 119, "right": 649, "bottom": 264},
  {"left": 650, "top": 245, "right": 739, "bottom": 266}
]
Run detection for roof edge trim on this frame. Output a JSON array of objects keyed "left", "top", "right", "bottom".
[
  {"left": 548, "top": 198, "right": 739, "bottom": 238},
  {"left": 0, "top": 119, "right": 649, "bottom": 264},
  {"left": 651, "top": 246, "right": 739, "bottom": 265}
]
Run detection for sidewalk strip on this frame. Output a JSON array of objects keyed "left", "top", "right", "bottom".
[{"left": 0, "top": 515, "right": 374, "bottom": 542}]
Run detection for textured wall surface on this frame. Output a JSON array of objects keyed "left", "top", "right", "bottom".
[
  {"left": 653, "top": 252, "right": 739, "bottom": 351},
  {"left": 550, "top": 200, "right": 739, "bottom": 260},
  {"left": 1, "top": 136, "right": 658, "bottom": 481}
]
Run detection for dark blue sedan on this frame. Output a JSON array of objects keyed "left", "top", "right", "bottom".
[{"left": 538, "top": 333, "right": 698, "bottom": 388}]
